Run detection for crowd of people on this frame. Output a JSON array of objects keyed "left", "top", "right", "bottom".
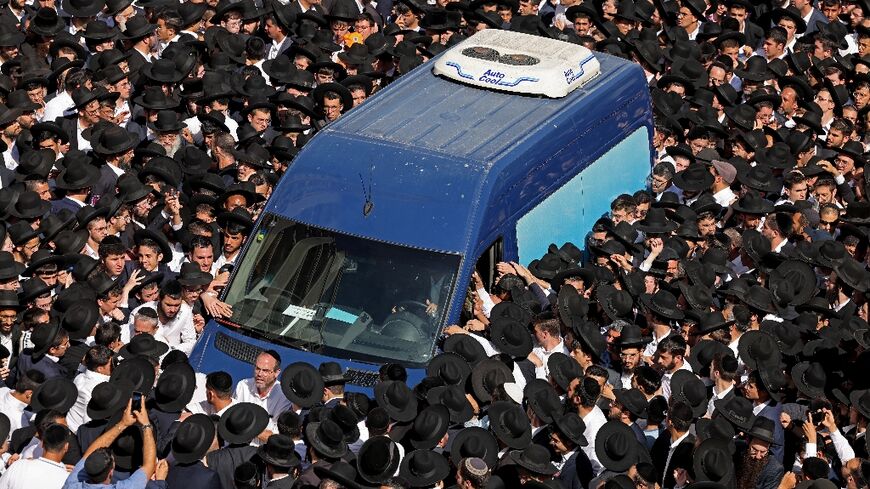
[{"left": 0, "top": 0, "right": 865, "bottom": 486}]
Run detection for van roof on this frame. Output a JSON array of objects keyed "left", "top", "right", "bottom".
[{"left": 266, "top": 50, "right": 650, "bottom": 254}]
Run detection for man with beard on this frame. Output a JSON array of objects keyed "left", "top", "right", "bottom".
[
  {"left": 735, "top": 416, "right": 784, "bottom": 489},
  {"left": 0, "top": 105, "right": 23, "bottom": 174},
  {"left": 91, "top": 124, "right": 138, "bottom": 200},
  {"left": 233, "top": 350, "right": 291, "bottom": 439},
  {"left": 124, "top": 280, "right": 195, "bottom": 354}
]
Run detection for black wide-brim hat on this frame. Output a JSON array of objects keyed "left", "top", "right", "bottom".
[
  {"left": 87, "top": 379, "right": 133, "bottom": 420},
  {"left": 737, "top": 330, "right": 782, "bottom": 372},
  {"left": 31, "top": 376, "right": 78, "bottom": 413},
  {"left": 489, "top": 316, "right": 533, "bottom": 358},
  {"left": 374, "top": 380, "right": 418, "bottom": 423},
  {"left": 635, "top": 208, "right": 678, "bottom": 234},
  {"left": 31, "top": 320, "right": 61, "bottom": 359},
  {"left": 119, "top": 333, "right": 170, "bottom": 360},
  {"left": 639, "top": 290, "right": 684, "bottom": 320},
  {"left": 172, "top": 413, "right": 216, "bottom": 464},
  {"left": 219, "top": 402, "right": 270, "bottom": 444},
  {"left": 19, "top": 277, "right": 52, "bottom": 304},
  {"left": 408, "top": 404, "right": 450, "bottom": 449},
  {"left": 154, "top": 362, "right": 196, "bottom": 412},
  {"left": 509, "top": 445, "right": 557, "bottom": 476},
  {"left": 792, "top": 361, "right": 827, "bottom": 398},
  {"left": 427, "top": 384, "right": 473, "bottom": 425},
  {"left": 133, "top": 228, "right": 173, "bottom": 263},
  {"left": 426, "top": 352, "right": 471, "bottom": 386},
  {"left": 63, "top": 0, "right": 105, "bottom": 17},
  {"left": 311, "top": 82, "right": 354, "bottom": 113},
  {"left": 92, "top": 125, "right": 139, "bottom": 156},
  {"left": 305, "top": 419, "right": 349, "bottom": 459},
  {"left": 280, "top": 362, "right": 324, "bottom": 409},
  {"left": 470, "top": 357, "right": 513, "bottom": 403},
  {"left": 487, "top": 401, "right": 532, "bottom": 450},
  {"left": 669, "top": 369, "right": 708, "bottom": 418},
  {"left": 216, "top": 208, "right": 254, "bottom": 233},
  {"left": 713, "top": 396, "right": 755, "bottom": 432},
  {"left": 141, "top": 59, "right": 185, "bottom": 84},
  {"left": 55, "top": 162, "right": 100, "bottom": 190},
  {"left": 595, "top": 421, "right": 638, "bottom": 472},
  {"left": 693, "top": 438, "right": 735, "bottom": 485},
  {"left": 450, "top": 426, "right": 499, "bottom": 467},
  {"left": 399, "top": 449, "right": 450, "bottom": 488},
  {"left": 357, "top": 435, "right": 401, "bottom": 485},
  {"left": 442, "top": 334, "right": 487, "bottom": 364}
]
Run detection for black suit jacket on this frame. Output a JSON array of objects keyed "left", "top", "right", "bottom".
[
  {"left": 56, "top": 114, "right": 80, "bottom": 152},
  {"left": 93, "top": 165, "right": 121, "bottom": 202},
  {"left": 205, "top": 444, "right": 258, "bottom": 489},
  {"left": 743, "top": 21, "right": 765, "bottom": 50},
  {"left": 12, "top": 350, "right": 66, "bottom": 385},
  {"left": 650, "top": 431, "right": 696, "bottom": 488},
  {"left": 167, "top": 461, "right": 222, "bottom": 489},
  {"left": 558, "top": 450, "right": 590, "bottom": 489}
]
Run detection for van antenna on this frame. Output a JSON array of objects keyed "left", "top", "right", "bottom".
[{"left": 359, "top": 167, "right": 373, "bottom": 217}]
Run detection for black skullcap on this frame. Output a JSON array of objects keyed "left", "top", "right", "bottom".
[
  {"left": 365, "top": 407, "right": 389, "bottom": 432},
  {"left": 160, "top": 349, "right": 188, "bottom": 369}
]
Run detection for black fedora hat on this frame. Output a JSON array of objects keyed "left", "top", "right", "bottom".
[
  {"left": 613, "top": 388, "right": 649, "bottom": 419},
  {"left": 553, "top": 412, "right": 588, "bottom": 447},
  {"left": 133, "top": 229, "right": 172, "bottom": 263},
  {"left": 312, "top": 461, "right": 360, "bottom": 489},
  {"left": 374, "top": 380, "right": 418, "bottom": 422},
  {"left": 119, "top": 333, "right": 170, "bottom": 360},
  {"left": 693, "top": 438, "right": 735, "bottom": 485},
  {"left": 87, "top": 380, "right": 133, "bottom": 420},
  {"left": 63, "top": 0, "right": 106, "bottom": 17},
  {"left": 110, "top": 356, "right": 155, "bottom": 393},
  {"left": 595, "top": 420, "right": 638, "bottom": 472},
  {"left": 509, "top": 444, "right": 557, "bottom": 476},
  {"left": 489, "top": 316, "right": 533, "bottom": 358},
  {"left": 737, "top": 330, "right": 781, "bottom": 371},
  {"left": 834, "top": 257, "right": 869, "bottom": 292},
  {"left": 713, "top": 395, "right": 755, "bottom": 432},
  {"left": 318, "top": 361, "right": 348, "bottom": 386},
  {"left": 154, "top": 362, "right": 196, "bottom": 412},
  {"left": 850, "top": 389, "right": 870, "bottom": 419},
  {"left": 527, "top": 252, "right": 566, "bottom": 280},
  {"left": 280, "top": 362, "right": 324, "bottom": 409},
  {"left": 148, "top": 110, "right": 187, "bottom": 133},
  {"left": 548, "top": 351, "right": 584, "bottom": 391},
  {"left": 556, "top": 283, "right": 589, "bottom": 321},
  {"left": 29, "top": 7, "right": 66, "bottom": 37},
  {"left": 597, "top": 284, "right": 634, "bottom": 322},
  {"left": 257, "top": 434, "right": 301, "bottom": 470},
  {"left": 312, "top": 82, "right": 354, "bottom": 113},
  {"left": 399, "top": 449, "right": 450, "bottom": 488},
  {"left": 92, "top": 124, "right": 139, "bottom": 156},
  {"left": 735, "top": 56, "right": 773, "bottom": 82},
  {"left": 618, "top": 324, "right": 650, "bottom": 349},
  {"left": 0, "top": 252, "right": 23, "bottom": 281},
  {"left": 426, "top": 352, "right": 470, "bottom": 387},
  {"left": 408, "top": 405, "right": 450, "bottom": 449},
  {"left": 732, "top": 191, "right": 775, "bottom": 215},
  {"left": 673, "top": 165, "right": 714, "bottom": 192},
  {"left": 172, "top": 414, "right": 217, "bottom": 464},
  {"left": 442, "top": 334, "right": 487, "bottom": 364},
  {"left": 219, "top": 402, "right": 270, "bottom": 444},
  {"left": 771, "top": 6, "right": 807, "bottom": 33},
  {"left": 304, "top": 419, "right": 347, "bottom": 458},
  {"left": 635, "top": 207, "right": 678, "bottom": 234},
  {"left": 471, "top": 357, "right": 513, "bottom": 403},
  {"left": 357, "top": 435, "right": 401, "bottom": 484},
  {"left": 488, "top": 400, "right": 531, "bottom": 449},
  {"left": 524, "top": 379, "right": 564, "bottom": 425},
  {"left": 216, "top": 207, "right": 254, "bottom": 234},
  {"left": 427, "top": 384, "right": 473, "bottom": 425},
  {"left": 10, "top": 192, "right": 50, "bottom": 220},
  {"left": 60, "top": 302, "right": 100, "bottom": 340},
  {"left": 741, "top": 285, "right": 777, "bottom": 314},
  {"left": 450, "top": 427, "right": 499, "bottom": 467},
  {"left": 747, "top": 416, "right": 775, "bottom": 444},
  {"left": 176, "top": 262, "right": 212, "bottom": 288},
  {"left": 132, "top": 86, "right": 181, "bottom": 110},
  {"left": 19, "top": 277, "right": 52, "bottom": 305},
  {"left": 31, "top": 320, "right": 62, "bottom": 359},
  {"left": 31, "top": 377, "right": 78, "bottom": 413},
  {"left": 328, "top": 404, "right": 360, "bottom": 444},
  {"left": 640, "top": 290, "right": 684, "bottom": 320},
  {"left": 792, "top": 361, "right": 827, "bottom": 398},
  {"left": 142, "top": 58, "right": 185, "bottom": 84},
  {"left": 670, "top": 370, "right": 707, "bottom": 417},
  {"left": 55, "top": 162, "right": 100, "bottom": 190}
]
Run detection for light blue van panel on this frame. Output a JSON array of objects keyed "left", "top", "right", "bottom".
[{"left": 515, "top": 127, "right": 649, "bottom": 264}]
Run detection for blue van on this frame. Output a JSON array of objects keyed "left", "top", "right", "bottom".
[{"left": 188, "top": 30, "right": 656, "bottom": 391}]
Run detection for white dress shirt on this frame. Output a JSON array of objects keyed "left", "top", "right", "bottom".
[
  {"left": 706, "top": 383, "right": 734, "bottom": 418},
  {"left": 125, "top": 301, "right": 197, "bottom": 354},
  {"left": 68, "top": 369, "right": 111, "bottom": 432},
  {"left": 43, "top": 91, "right": 74, "bottom": 122},
  {"left": 0, "top": 457, "right": 68, "bottom": 489},
  {"left": 581, "top": 406, "right": 607, "bottom": 476},
  {"left": 233, "top": 378, "right": 292, "bottom": 419},
  {"left": 0, "top": 388, "right": 29, "bottom": 438},
  {"left": 532, "top": 338, "right": 569, "bottom": 380}
]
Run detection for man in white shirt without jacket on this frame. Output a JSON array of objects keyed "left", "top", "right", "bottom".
[
  {"left": 234, "top": 350, "right": 292, "bottom": 443},
  {"left": 68, "top": 345, "right": 113, "bottom": 432},
  {"left": 0, "top": 424, "right": 69, "bottom": 489},
  {"left": 124, "top": 281, "right": 196, "bottom": 354}
]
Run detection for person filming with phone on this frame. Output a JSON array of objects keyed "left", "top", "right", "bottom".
[{"left": 63, "top": 397, "right": 169, "bottom": 489}]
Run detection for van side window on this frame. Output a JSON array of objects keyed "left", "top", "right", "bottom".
[{"left": 475, "top": 237, "right": 504, "bottom": 291}]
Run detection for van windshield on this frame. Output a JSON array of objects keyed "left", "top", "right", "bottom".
[{"left": 222, "top": 214, "right": 461, "bottom": 368}]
